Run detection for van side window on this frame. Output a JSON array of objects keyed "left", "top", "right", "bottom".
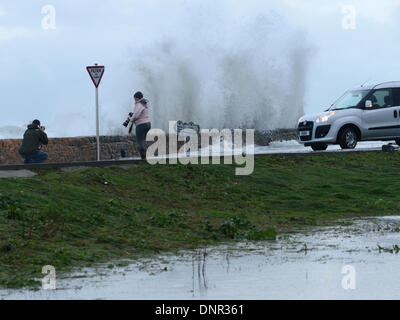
[
  {"left": 393, "top": 88, "right": 400, "bottom": 106},
  {"left": 369, "top": 89, "right": 393, "bottom": 108}
]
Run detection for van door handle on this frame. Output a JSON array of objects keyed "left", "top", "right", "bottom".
[{"left": 394, "top": 110, "right": 398, "bottom": 118}]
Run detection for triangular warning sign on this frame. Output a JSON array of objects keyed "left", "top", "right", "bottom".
[{"left": 87, "top": 65, "right": 105, "bottom": 88}]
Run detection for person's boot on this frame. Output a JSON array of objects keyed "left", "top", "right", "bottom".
[{"left": 139, "top": 149, "right": 146, "bottom": 160}]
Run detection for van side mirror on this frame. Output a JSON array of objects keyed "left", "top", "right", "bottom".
[{"left": 365, "top": 100, "right": 373, "bottom": 108}]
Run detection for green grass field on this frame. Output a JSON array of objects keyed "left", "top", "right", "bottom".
[{"left": 1, "top": 152, "right": 400, "bottom": 288}]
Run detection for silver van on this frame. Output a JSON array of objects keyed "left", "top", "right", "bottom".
[{"left": 298, "top": 81, "right": 400, "bottom": 151}]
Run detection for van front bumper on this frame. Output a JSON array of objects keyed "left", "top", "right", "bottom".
[{"left": 298, "top": 122, "right": 336, "bottom": 145}]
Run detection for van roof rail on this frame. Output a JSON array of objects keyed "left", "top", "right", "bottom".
[{"left": 372, "top": 81, "right": 400, "bottom": 89}]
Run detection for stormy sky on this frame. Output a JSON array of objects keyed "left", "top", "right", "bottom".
[{"left": 1, "top": 0, "right": 400, "bottom": 137}]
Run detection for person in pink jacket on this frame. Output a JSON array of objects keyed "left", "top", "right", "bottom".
[{"left": 129, "top": 91, "right": 151, "bottom": 159}]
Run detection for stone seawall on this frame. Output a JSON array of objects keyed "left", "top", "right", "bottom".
[
  {"left": 0, "top": 136, "right": 141, "bottom": 165},
  {"left": 0, "top": 129, "right": 298, "bottom": 165},
  {"left": 253, "top": 129, "right": 298, "bottom": 146}
]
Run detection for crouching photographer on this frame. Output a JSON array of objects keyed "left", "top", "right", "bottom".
[{"left": 18, "top": 119, "right": 49, "bottom": 164}]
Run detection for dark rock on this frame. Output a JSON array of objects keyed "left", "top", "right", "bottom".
[{"left": 3, "top": 242, "right": 13, "bottom": 252}]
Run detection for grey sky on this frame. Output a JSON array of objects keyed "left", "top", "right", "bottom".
[{"left": 1, "top": 0, "right": 400, "bottom": 137}]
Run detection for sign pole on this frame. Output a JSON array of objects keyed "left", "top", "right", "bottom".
[
  {"left": 86, "top": 63, "right": 105, "bottom": 162},
  {"left": 95, "top": 84, "right": 100, "bottom": 161}
]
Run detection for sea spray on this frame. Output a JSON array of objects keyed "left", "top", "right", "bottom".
[
  {"left": 0, "top": 125, "right": 26, "bottom": 139},
  {"left": 127, "top": 5, "right": 311, "bottom": 131}
]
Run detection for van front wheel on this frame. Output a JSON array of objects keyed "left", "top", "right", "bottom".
[
  {"left": 338, "top": 127, "right": 358, "bottom": 149},
  {"left": 311, "top": 143, "right": 328, "bottom": 151}
]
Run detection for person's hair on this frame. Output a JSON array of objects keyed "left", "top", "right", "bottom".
[
  {"left": 32, "top": 119, "right": 41, "bottom": 126},
  {"left": 134, "top": 91, "right": 144, "bottom": 99}
]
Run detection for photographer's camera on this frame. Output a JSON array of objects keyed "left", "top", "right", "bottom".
[{"left": 122, "top": 112, "right": 133, "bottom": 127}]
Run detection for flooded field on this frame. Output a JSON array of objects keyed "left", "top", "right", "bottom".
[{"left": 2, "top": 216, "right": 400, "bottom": 300}]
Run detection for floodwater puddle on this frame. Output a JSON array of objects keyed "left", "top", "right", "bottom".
[{"left": 2, "top": 216, "right": 400, "bottom": 299}]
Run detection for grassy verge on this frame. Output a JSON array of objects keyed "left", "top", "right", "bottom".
[{"left": 1, "top": 152, "right": 400, "bottom": 288}]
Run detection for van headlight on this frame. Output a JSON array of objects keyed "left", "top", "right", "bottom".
[{"left": 316, "top": 111, "right": 335, "bottom": 123}]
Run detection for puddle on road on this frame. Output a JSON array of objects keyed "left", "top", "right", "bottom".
[{"left": 2, "top": 216, "right": 400, "bottom": 300}]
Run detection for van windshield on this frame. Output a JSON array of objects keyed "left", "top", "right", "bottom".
[{"left": 329, "top": 90, "right": 370, "bottom": 110}]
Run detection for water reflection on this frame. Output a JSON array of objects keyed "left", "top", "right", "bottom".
[{"left": 191, "top": 249, "right": 208, "bottom": 297}]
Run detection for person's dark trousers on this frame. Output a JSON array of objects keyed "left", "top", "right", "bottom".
[
  {"left": 135, "top": 122, "right": 151, "bottom": 159},
  {"left": 20, "top": 151, "right": 48, "bottom": 164}
]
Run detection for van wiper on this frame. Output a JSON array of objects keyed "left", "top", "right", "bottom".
[{"left": 325, "top": 104, "right": 334, "bottom": 111}]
